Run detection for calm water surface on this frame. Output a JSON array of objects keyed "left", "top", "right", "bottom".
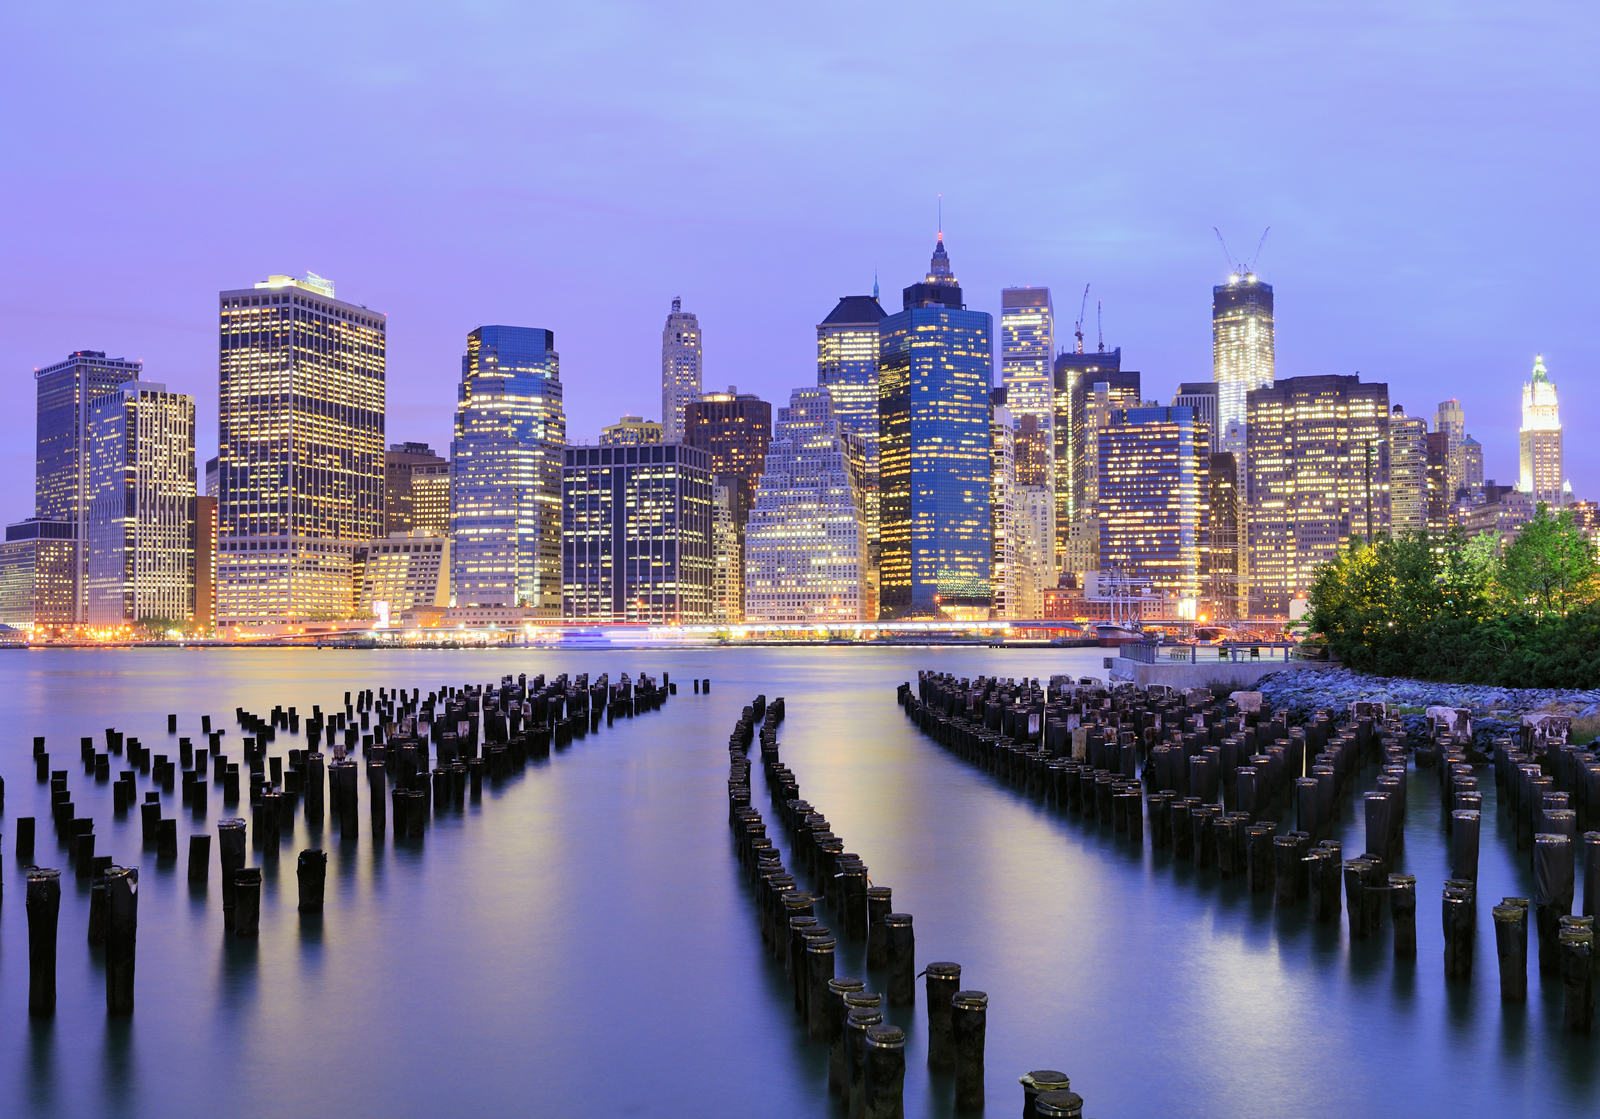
[{"left": 0, "top": 647, "right": 1594, "bottom": 1117}]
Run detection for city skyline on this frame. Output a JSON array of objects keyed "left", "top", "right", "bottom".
[{"left": 3, "top": 6, "right": 1593, "bottom": 510}]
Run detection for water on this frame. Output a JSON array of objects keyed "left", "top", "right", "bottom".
[{"left": 0, "top": 646, "right": 1594, "bottom": 1117}]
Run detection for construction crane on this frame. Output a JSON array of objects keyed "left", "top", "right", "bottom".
[
  {"left": 1213, "top": 226, "right": 1239, "bottom": 274},
  {"left": 1097, "top": 299, "right": 1104, "bottom": 353},
  {"left": 1073, "top": 284, "right": 1090, "bottom": 354},
  {"left": 1214, "top": 225, "right": 1271, "bottom": 276}
]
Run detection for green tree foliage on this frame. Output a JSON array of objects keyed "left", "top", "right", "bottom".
[{"left": 1306, "top": 506, "right": 1600, "bottom": 686}]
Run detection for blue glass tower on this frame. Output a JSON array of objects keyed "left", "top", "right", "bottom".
[
  {"left": 450, "top": 325, "right": 565, "bottom": 614},
  {"left": 878, "top": 238, "right": 993, "bottom": 619}
]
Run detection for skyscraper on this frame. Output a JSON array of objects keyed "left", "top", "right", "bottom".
[
  {"left": 878, "top": 237, "right": 993, "bottom": 620},
  {"left": 1461, "top": 435, "right": 1484, "bottom": 492},
  {"left": 743, "top": 387, "right": 868, "bottom": 623},
  {"left": 1001, "top": 288, "right": 1055, "bottom": 427},
  {"left": 384, "top": 442, "right": 447, "bottom": 535},
  {"left": 686, "top": 387, "right": 772, "bottom": 531},
  {"left": 989, "top": 391, "right": 1016, "bottom": 620},
  {"left": 0, "top": 519, "right": 77, "bottom": 628},
  {"left": 410, "top": 462, "right": 451, "bottom": 537},
  {"left": 34, "top": 349, "right": 142, "bottom": 620},
  {"left": 817, "top": 294, "right": 886, "bottom": 585},
  {"left": 1098, "top": 406, "right": 1204, "bottom": 601},
  {"left": 451, "top": 325, "right": 565, "bottom": 615},
  {"left": 711, "top": 479, "right": 741, "bottom": 624},
  {"left": 1246, "top": 375, "right": 1389, "bottom": 616},
  {"left": 561, "top": 443, "right": 714, "bottom": 623},
  {"left": 84, "top": 381, "right": 197, "bottom": 625},
  {"left": 216, "top": 274, "right": 385, "bottom": 625},
  {"left": 1213, "top": 272, "right": 1275, "bottom": 466},
  {"left": 1519, "top": 355, "right": 1565, "bottom": 505},
  {"left": 1434, "top": 398, "right": 1465, "bottom": 498},
  {"left": 1389, "top": 405, "right": 1429, "bottom": 535},
  {"left": 1051, "top": 350, "right": 1137, "bottom": 572},
  {"left": 661, "top": 298, "right": 702, "bottom": 444},
  {"left": 1204, "top": 452, "right": 1241, "bottom": 620}
]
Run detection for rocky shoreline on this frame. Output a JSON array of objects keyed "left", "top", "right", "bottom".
[{"left": 1254, "top": 668, "right": 1600, "bottom": 747}]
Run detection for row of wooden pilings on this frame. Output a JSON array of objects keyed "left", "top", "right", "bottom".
[
  {"left": 727, "top": 694, "right": 1090, "bottom": 1118},
  {"left": 901, "top": 672, "right": 1597, "bottom": 1033},
  {"left": 8, "top": 668, "right": 681, "bottom": 1017}
]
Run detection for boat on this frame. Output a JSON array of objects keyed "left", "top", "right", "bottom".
[{"left": 1095, "top": 623, "right": 1144, "bottom": 647}]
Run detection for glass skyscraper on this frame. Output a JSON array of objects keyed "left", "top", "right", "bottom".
[
  {"left": 817, "top": 293, "right": 886, "bottom": 579},
  {"left": 84, "top": 381, "right": 197, "bottom": 624},
  {"left": 1050, "top": 350, "right": 1137, "bottom": 572},
  {"left": 451, "top": 325, "right": 566, "bottom": 615},
  {"left": 216, "top": 274, "right": 386, "bottom": 625},
  {"left": 1213, "top": 273, "right": 1275, "bottom": 457},
  {"left": 1097, "top": 406, "right": 1204, "bottom": 601},
  {"left": 878, "top": 238, "right": 993, "bottom": 620},
  {"left": 33, "top": 349, "right": 142, "bottom": 620},
  {"left": 1000, "top": 287, "right": 1054, "bottom": 427}
]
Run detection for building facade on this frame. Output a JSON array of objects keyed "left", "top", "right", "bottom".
[
  {"left": 1246, "top": 375, "right": 1390, "bottom": 616},
  {"left": 1001, "top": 287, "right": 1054, "bottom": 427},
  {"left": 33, "top": 350, "right": 142, "bottom": 621},
  {"left": 357, "top": 530, "right": 450, "bottom": 617},
  {"left": 1389, "top": 405, "right": 1429, "bottom": 535},
  {"left": 1051, "top": 350, "right": 1136, "bottom": 574},
  {"left": 451, "top": 325, "right": 565, "bottom": 614},
  {"left": 1434, "top": 399, "right": 1466, "bottom": 499},
  {"left": 711, "top": 479, "right": 741, "bottom": 624},
  {"left": 686, "top": 387, "right": 772, "bottom": 533},
  {"left": 661, "top": 298, "right": 702, "bottom": 444},
  {"left": 216, "top": 274, "right": 385, "bottom": 625},
  {"left": 878, "top": 239, "right": 993, "bottom": 619},
  {"left": 1204, "top": 452, "right": 1241, "bottom": 620},
  {"left": 561, "top": 443, "right": 714, "bottom": 623},
  {"left": 0, "top": 519, "right": 76, "bottom": 627},
  {"left": 1212, "top": 273, "right": 1275, "bottom": 457},
  {"left": 384, "top": 442, "right": 447, "bottom": 535},
  {"left": 1097, "top": 406, "right": 1204, "bottom": 601},
  {"left": 743, "top": 388, "right": 868, "bottom": 623},
  {"left": 989, "top": 394, "right": 1016, "bottom": 619},
  {"left": 600, "top": 415, "right": 664, "bottom": 446},
  {"left": 84, "top": 381, "right": 197, "bottom": 625},
  {"left": 817, "top": 294, "right": 886, "bottom": 586},
  {"left": 1519, "top": 355, "right": 1565, "bottom": 506}
]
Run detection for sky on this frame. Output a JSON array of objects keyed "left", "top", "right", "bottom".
[{"left": 1, "top": 1, "right": 1596, "bottom": 516}]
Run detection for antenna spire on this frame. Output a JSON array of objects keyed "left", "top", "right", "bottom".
[
  {"left": 937, "top": 194, "right": 943, "bottom": 241},
  {"left": 873, "top": 269, "right": 879, "bottom": 301}
]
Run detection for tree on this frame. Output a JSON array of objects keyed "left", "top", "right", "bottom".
[{"left": 1497, "top": 505, "right": 1599, "bottom": 619}]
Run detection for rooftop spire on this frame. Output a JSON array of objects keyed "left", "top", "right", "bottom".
[{"left": 1531, "top": 353, "right": 1549, "bottom": 382}]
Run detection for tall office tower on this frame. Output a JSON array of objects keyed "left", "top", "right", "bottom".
[
  {"left": 561, "top": 443, "right": 714, "bottom": 623},
  {"left": 1212, "top": 272, "right": 1275, "bottom": 457},
  {"left": 1098, "top": 406, "right": 1204, "bottom": 600},
  {"left": 1388, "top": 405, "right": 1429, "bottom": 535},
  {"left": 818, "top": 294, "right": 887, "bottom": 586},
  {"left": 661, "top": 297, "right": 702, "bottom": 443},
  {"left": 195, "top": 494, "right": 216, "bottom": 628},
  {"left": 1461, "top": 435, "right": 1484, "bottom": 492},
  {"left": 1013, "top": 485, "right": 1053, "bottom": 619},
  {"left": 1434, "top": 398, "right": 1465, "bottom": 498},
  {"left": 989, "top": 392, "right": 1016, "bottom": 620},
  {"left": 600, "top": 415, "right": 664, "bottom": 446},
  {"left": 686, "top": 387, "right": 772, "bottom": 533},
  {"left": 743, "top": 388, "right": 868, "bottom": 623},
  {"left": 0, "top": 519, "right": 77, "bottom": 627},
  {"left": 451, "top": 325, "right": 565, "bottom": 615},
  {"left": 205, "top": 456, "right": 219, "bottom": 497},
  {"left": 1425, "top": 431, "right": 1451, "bottom": 532},
  {"left": 34, "top": 350, "right": 142, "bottom": 621},
  {"left": 710, "top": 479, "right": 742, "bottom": 624},
  {"left": 84, "top": 382, "right": 197, "bottom": 625},
  {"left": 217, "top": 275, "right": 384, "bottom": 625},
  {"left": 384, "top": 442, "right": 447, "bottom": 535},
  {"left": 878, "top": 237, "right": 993, "bottom": 620},
  {"left": 1519, "top": 355, "right": 1566, "bottom": 505},
  {"left": 1246, "top": 375, "right": 1389, "bottom": 616},
  {"left": 410, "top": 462, "right": 451, "bottom": 536},
  {"left": 1001, "top": 288, "right": 1055, "bottom": 426},
  {"left": 1204, "top": 452, "right": 1241, "bottom": 620},
  {"left": 1050, "top": 350, "right": 1136, "bottom": 573}
]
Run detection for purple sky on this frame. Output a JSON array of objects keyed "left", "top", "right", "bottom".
[{"left": 2, "top": 3, "right": 1595, "bottom": 515}]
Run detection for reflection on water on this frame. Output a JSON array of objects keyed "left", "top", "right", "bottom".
[{"left": 0, "top": 647, "right": 1594, "bottom": 1117}]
